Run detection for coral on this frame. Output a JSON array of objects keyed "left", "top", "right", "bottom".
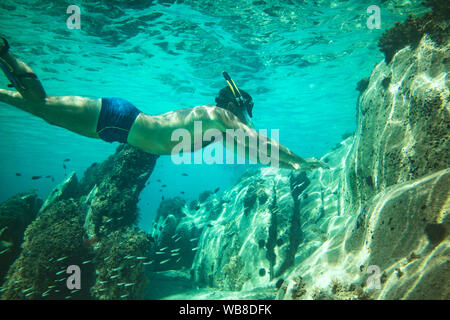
[
  {"left": 91, "top": 228, "right": 152, "bottom": 300},
  {"left": 81, "top": 144, "right": 159, "bottom": 235},
  {"left": 1, "top": 200, "right": 94, "bottom": 300},
  {"left": 1, "top": 144, "right": 159, "bottom": 300},
  {"left": 0, "top": 192, "right": 42, "bottom": 284},
  {"left": 378, "top": 1, "right": 449, "bottom": 63}
]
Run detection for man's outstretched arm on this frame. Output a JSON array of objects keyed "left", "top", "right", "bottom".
[{"left": 216, "top": 108, "right": 329, "bottom": 170}]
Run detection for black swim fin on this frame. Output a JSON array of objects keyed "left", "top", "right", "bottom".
[{"left": 0, "top": 37, "right": 39, "bottom": 92}]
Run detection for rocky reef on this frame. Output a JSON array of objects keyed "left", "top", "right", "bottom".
[
  {"left": 378, "top": 0, "right": 449, "bottom": 63},
  {"left": 145, "top": 3, "right": 449, "bottom": 300},
  {"left": 0, "top": 192, "right": 42, "bottom": 285},
  {"left": 0, "top": 145, "right": 158, "bottom": 299}
]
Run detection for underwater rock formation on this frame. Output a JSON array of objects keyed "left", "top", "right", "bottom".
[
  {"left": 281, "top": 16, "right": 448, "bottom": 299},
  {"left": 91, "top": 228, "right": 153, "bottom": 300},
  {"left": 150, "top": 196, "right": 208, "bottom": 272},
  {"left": 145, "top": 6, "right": 448, "bottom": 300},
  {"left": 81, "top": 144, "right": 159, "bottom": 237},
  {"left": 0, "top": 145, "right": 158, "bottom": 299},
  {"left": 1, "top": 199, "right": 94, "bottom": 299},
  {"left": 378, "top": 0, "right": 449, "bottom": 63},
  {"left": 0, "top": 192, "right": 42, "bottom": 285}
]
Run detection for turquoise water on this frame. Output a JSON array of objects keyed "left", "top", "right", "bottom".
[{"left": 0, "top": 0, "right": 429, "bottom": 231}]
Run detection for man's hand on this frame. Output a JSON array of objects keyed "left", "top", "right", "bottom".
[{"left": 301, "top": 158, "right": 330, "bottom": 170}]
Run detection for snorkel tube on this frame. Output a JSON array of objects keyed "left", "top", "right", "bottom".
[{"left": 222, "top": 71, "right": 254, "bottom": 118}]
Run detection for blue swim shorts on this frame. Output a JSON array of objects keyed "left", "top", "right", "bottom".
[{"left": 96, "top": 97, "right": 142, "bottom": 143}]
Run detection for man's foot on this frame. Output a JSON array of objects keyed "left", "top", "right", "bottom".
[
  {"left": 0, "top": 38, "right": 46, "bottom": 101},
  {"left": 0, "top": 37, "right": 9, "bottom": 57}
]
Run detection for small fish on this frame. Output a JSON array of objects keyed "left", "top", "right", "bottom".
[
  {"left": 63, "top": 164, "right": 67, "bottom": 169},
  {"left": 64, "top": 158, "right": 71, "bottom": 162},
  {"left": 176, "top": 258, "right": 181, "bottom": 263},
  {"left": 161, "top": 196, "right": 165, "bottom": 200},
  {"left": 98, "top": 281, "right": 107, "bottom": 285},
  {"left": 120, "top": 294, "right": 129, "bottom": 298},
  {"left": 192, "top": 247, "right": 199, "bottom": 251},
  {"left": 105, "top": 218, "right": 113, "bottom": 223},
  {"left": 182, "top": 173, "right": 188, "bottom": 176},
  {"left": 143, "top": 261, "right": 153, "bottom": 266},
  {"left": 155, "top": 252, "right": 165, "bottom": 255},
  {"left": 180, "top": 191, "right": 185, "bottom": 194},
  {"left": 124, "top": 283, "right": 135, "bottom": 287},
  {"left": 214, "top": 187, "right": 220, "bottom": 193},
  {"left": 171, "top": 234, "right": 178, "bottom": 239},
  {"left": 110, "top": 275, "right": 119, "bottom": 279},
  {"left": 171, "top": 248, "right": 180, "bottom": 253},
  {"left": 112, "top": 267, "right": 122, "bottom": 272},
  {"left": 174, "top": 236, "right": 182, "bottom": 243},
  {"left": 160, "top": 247, "right": 168, "bottom": 251},
  {"left": 15, "top": 173, "right": 21, "bottom": 176},
  {"left": 31, "top": 176, "right": 42, "bottom": 180},
  {"left": 0, "top": 248, "right": 9, "bottom": 255},
  {"left": 136, "top": 257, "right": 147, "bottom": 260},
  {"left": 56, "top": 270, "right": 65, "bottom": 275},
  {"left": 82, "top": 260, "right": 92, "bottom": 265},
  {"left": 24, "top": 292, "right": 34, "bottom": 298},
  {"left": 171, "top": 252, "right": 180, "bottom": 256},
  {"left": 117, "top": 283, "right": 125, "bottom": 286},
  {"left": 104, "top": 256, "right": 111, "bottom": 262},
  {"left": 125, "top": 256, "right": 135, "bottom": 260},
  {"left": 64, "top": 296, "right": 71, "bottom": 299},
  {"left": 45, "top": 175, "right": 52, "bottom": 179},
  {"left": 56, "top": 256, "right": 68, "bottom": 262},
  {"left": 189, "top": 238, "right": 198, "bottom": 242},
  {"left": 162, "top": 184, "right": 167, "bottom": 188},
  {"left": 160, "top": 259, "right": 170, "bottom": 264},
  {"left": 157, "top": 179, "right": 161, "bottom": 183}
]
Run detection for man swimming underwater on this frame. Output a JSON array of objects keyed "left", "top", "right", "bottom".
[{"left": 0, "top": 38, "right": 328, "bottom": 171}]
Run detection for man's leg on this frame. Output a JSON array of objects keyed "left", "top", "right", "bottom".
[{"left": 0, "top": 38, "right": 101, "bottom": 138}]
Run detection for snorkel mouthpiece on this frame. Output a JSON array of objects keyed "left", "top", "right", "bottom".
[{"left": 222, "top": 71, "right": 253, "bottom": 118}]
